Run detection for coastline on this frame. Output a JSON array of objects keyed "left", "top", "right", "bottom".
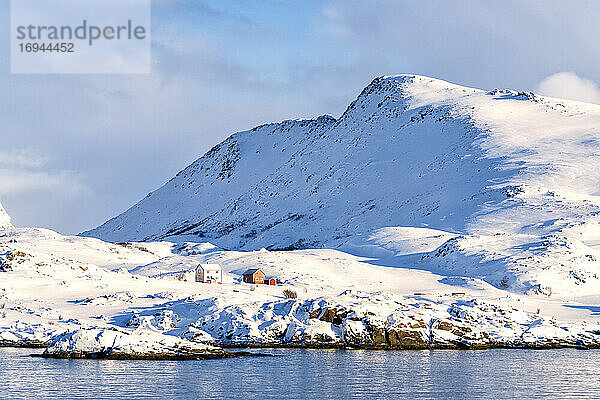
[{"left": 5, "top": 339, "right": 599, "bottom": 358}]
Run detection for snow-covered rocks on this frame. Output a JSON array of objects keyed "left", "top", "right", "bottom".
[
  {"left": 42, "top": 325, "right": 230, "bottom": 360},
  {"left": 0, "top": 203, "right": 12, "bottom": 230},
  {"left": 0, "top": 322, "right": 62, "bottom": 347},
  {"left": 133, "top": 291, "right": 600, "bottom": 350},
  {"left": 0, "top": 250, "right": 30, "bottom": 272}
]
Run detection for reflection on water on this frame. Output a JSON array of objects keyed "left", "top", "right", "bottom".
[{"left": 1, "top": 347, "right": 599, "bottom": 399}]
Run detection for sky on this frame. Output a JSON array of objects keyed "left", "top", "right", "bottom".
[{"left": 1, "top": 0, "right": 600, "bottom": 234}]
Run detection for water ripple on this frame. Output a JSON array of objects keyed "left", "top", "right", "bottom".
[{"left": 0, "top": 348, "right": 599, "bottom": 399}]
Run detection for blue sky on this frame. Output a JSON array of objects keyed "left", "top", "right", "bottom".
[{"left": 1, "top": 0, "right": 600, "bottom": 234}]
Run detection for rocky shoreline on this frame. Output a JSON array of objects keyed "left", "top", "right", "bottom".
[
  {"left": 166, "top": 294, "right": 600, "bottom": 353},
  {"left": 17, "top": 340, "right": 600, "bottom": 359},
  {"left": 33, "top": 349, "right": 235, "bottom": 360},
  {"left": 2, "top": 328, "right": 600, "bottom": 359},
  {"left": 1, "top": 340, "right": 48, "bottom": 348},
  {"left": 4, "top": 292, "right": 600, "bottom": 358},
  {"left": 218, "top": 340, "right": 600, "bottom": 351}
]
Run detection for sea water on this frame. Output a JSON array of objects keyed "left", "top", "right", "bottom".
[{"left": 0, "top": 347, "right": 598, "bottom": 399}]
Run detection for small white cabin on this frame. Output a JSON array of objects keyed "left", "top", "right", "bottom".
[{"left": 195, "top": 264, "right": 222, "bottom": 284}]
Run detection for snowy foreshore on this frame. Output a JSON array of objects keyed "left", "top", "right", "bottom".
[
  {"left": 39, "top": 326, "right": 232, "bottom": 360},
  {"left": 6, "top": 292, "right": 600, "bottom": 354},
  {"left": 103, "top": 290, "right": 600, "bottom": 351}
]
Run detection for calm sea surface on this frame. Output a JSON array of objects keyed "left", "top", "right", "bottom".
[{"left": 1, "top": 347, "right": 599, "bottom": 399}]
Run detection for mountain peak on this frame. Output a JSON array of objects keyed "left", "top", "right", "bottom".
[
  {"left": 0, "top": 202, "right": 12, "bottom": 229},
  {"left": 367, "top": 74, "right": 477, "bottom": 93}
]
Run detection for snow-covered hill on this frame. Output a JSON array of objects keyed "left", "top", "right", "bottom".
[
  {"left": 84, "top": 75, "right": 600, "bottom": 296},
  {"left": 0, "top": 203, "right": 12, "bottom": 229},
  {"left": 2, "top": 227, "right": 600, "bottom": 350}
]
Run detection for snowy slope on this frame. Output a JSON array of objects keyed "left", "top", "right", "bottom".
[
  {"left": 0, "top": 202, "right": 12, "bottom": 229},
  {"left": 84, "top": 75, "right": 600, "bottom": 295},
  {"left": 2, "top": 227, "right": 600, "bottom": 350}
]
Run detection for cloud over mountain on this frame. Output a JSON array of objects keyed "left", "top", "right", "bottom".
[{"left": 536, "top": 72, "right": 600, "bottom": 104}]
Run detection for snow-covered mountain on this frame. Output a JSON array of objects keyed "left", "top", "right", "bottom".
[
  {"left": 0, "top": 202, "right": 12, "bottom": 229},
  {"left": 84, "top": 75, "right": 600, "bottom": 295}
]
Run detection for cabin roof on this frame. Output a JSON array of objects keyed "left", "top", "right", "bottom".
[
  {"left": 197, "top": 263, "right": 221, "bottom": 271},
  {"left": 243, "top": 268, "right": 262, "bottom": 275}
]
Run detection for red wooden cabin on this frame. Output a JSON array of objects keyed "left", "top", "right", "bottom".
[{"left": 265, "top": 277, "right": 277, "bottom": 286}]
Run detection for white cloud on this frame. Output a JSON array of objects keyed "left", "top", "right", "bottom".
[
  {"left": 0, "top": 169, "right": 90, "bottom": 197},
  {"left": 0, "top": 149, "right": 91, "bottom": 197},
  {"left": 0, "top": 149, "right": 92, "bottom": 231},
  {"left": 0, "top": 149, "right": 47, "bottom": 169},
  {"left": 319, "top": 1, "right": 600, "bottom": 92},
  {"left": 535, "top": 72, "right": 600, "bottom": 104}
]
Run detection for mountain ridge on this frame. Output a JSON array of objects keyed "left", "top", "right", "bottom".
[
  {"left": 84, "top": 74, "right": 495, "bottom": 245},
  {"left": 83, "top": 74, "right": 600, "bottom": 295}
]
